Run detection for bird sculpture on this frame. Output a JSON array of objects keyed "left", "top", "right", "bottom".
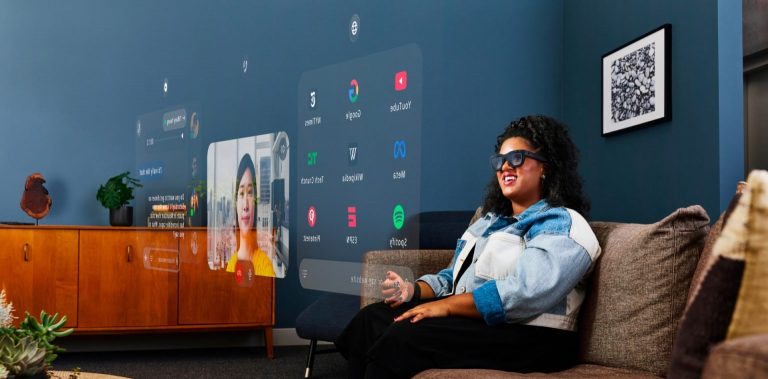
[{"left": 20, "top": 173, "right": 52, "bottom": 224}]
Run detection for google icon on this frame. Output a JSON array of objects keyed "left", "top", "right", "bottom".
[{"left": 348, "top": 79, "right": 359, "bottom": 103}]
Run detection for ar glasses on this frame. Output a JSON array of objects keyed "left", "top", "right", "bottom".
[{"left": 489, "top": 150, "right": 548, "bottom": 171}]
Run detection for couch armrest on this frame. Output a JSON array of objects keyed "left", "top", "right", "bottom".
[
  {"left": 360, "top": 249, "right": 454, "bottom": 307},
  {"left": 702, "top": 333, "right": 768, "bottom": 379}
]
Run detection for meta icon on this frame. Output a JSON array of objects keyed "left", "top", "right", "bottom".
[
  {"left": 308, "top": 206, "right": 317, "bottom": 228},
  {"left": 348, "top": 79, "right": 359, "bottom": 103},
  {"left": 347, "top": 206, "right": 357, "bottom": 228},
  {"left": 395, "top": 71, "right": 408, "bottom": 91},
  {"left": 348, "top": 143, "right": 359, "bottom": 166},
  {"left": 393, "top": 140, "right": 407, "bottom": 159}
]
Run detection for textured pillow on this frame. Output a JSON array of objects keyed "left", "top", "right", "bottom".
[
  {"left": 727, "top": 170, "right": 768, "bottom": 340},
  {"left": 579, "top": 206, "right": 710, "bottom": 377},
  {"left": 667, "top": 187, "right": 745, "bottom": 379},
  {"left": 686, "top": 182, "right": 745, "bottom": 307}
]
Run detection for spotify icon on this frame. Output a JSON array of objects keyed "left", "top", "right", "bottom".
[{"left": 392, "top": 204, "right": 405, "bottom": 230}]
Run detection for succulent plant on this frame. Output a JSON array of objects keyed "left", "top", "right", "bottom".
[
  {"left": 0, "top": 334, "right": 46, "bottom": 376},
  {"left": 19, "top": 310, "right": 74, "bottom": 365},
  {"left": 0, "top": 294, "right": 73, "bottom": 377}
]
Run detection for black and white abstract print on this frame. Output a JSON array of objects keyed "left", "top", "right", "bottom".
[{"left": 610, "top": 42, "right": 656, "bottom": 122}]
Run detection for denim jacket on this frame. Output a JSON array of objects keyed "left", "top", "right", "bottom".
[{"left": 418, "top": 200, "right": 601, "bottom": 331}]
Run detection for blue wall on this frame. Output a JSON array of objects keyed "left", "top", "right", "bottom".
[
  {"left": 0, "top": 1, "right": 564, "bottom": 329},
  {"left": 0, "top": 0, "right": 745, "bottom": 331},
  {"left": 563, "top": 0, "right": 743, "bottom": 223}
]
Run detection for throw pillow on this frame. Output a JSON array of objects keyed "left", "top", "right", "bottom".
[
  {"left": 685, "top": 182, "right": 745, "bottom": 307},
  {"left": 667, "top": 186, "right": 747, "bottom": 379},
  {"left": 580, "top": 206, "right": 710, "bottom": 377},
  {"left": 727, "top": 170, "right": 768, "bottom": 339}
]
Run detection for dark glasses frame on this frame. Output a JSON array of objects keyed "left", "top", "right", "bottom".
[{"left": 489, "top": 150, "right": 548, "bottom": 171}]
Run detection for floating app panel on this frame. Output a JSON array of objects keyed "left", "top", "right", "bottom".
[{"left": 297, "top": 44, "right": 422, "bottom": 294}]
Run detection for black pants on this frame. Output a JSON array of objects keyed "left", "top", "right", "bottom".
[{"left": 335, "top": 299, "right": 577, "bottom": 379}]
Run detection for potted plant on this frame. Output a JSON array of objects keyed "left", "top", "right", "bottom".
[
  {"left": 96, "top": 171, "right": 142, "bottom": 227},
  {"left": 0, "top": 289, "right": 74, "bottom": 378}
]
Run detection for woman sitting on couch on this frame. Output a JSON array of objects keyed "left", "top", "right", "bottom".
[{"left": 336, "top": 115, "right": 602, "bottom": 378}]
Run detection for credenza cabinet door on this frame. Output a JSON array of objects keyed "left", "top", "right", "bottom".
[
  {"left": 178, "top": 230, "right": 274, "bottom": 325},
  {"left": 0, "top": 228, "right": 78, "bottom": 327},
  {"left": 78, "top": 230, "right": 178, "bottom": 328}
]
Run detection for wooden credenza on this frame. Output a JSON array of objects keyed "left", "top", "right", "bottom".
[{"left": 0, "top": 226, "right": 274, "bottom": 357}]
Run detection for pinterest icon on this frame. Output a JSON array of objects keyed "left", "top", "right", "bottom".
[{"left": 307, "top": 206, "right": 317, "bottom": 228}]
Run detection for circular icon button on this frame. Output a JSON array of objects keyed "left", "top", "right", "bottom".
[
  {"left": 308, "top": 206, "right": 317, "bottom": 228},
  {"left": 235, "top": 261, "right": 244, "bottom": 284},
  {"left": 349, "top": 14, "right": 360, "bottom": 42},
  {"left": 393, "top": 204, "right": 405, "bottom": 230}
]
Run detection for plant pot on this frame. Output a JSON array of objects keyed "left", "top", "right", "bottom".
[{"left": 109, "top": 206, "right": 133, "bottom": 227}]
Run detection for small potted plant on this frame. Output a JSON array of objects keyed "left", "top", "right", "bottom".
[{"left": 96, "top": 171, "right": 142, "bottom": 227}]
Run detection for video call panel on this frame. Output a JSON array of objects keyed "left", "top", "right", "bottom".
[
  {"left": 207, "top": 133, "right": 290, "bottom": 279},
  {"left": 297, "top": 44, "right": 422, "bottom": 295}
]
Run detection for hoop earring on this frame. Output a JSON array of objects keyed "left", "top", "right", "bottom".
[{"left": 541, "top": 174, "right": 546, "bottom": 181}]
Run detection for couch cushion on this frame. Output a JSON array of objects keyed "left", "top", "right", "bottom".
[
  {"left": 578, "top": 206, "right": 709, "bottom": 377},
  {"left": 415, "top": 364, "right": 662, "bottom": 378},
  {"left": 727, "top": 170, "right": 768, "bottom": 340},
  {"left": 686, "top": 182, "right": 745, "bottom": 307},
  {"left": 666, "top": 190, "right": 744, "bottom": 379},
  {"left": 702, "top": 333, "right": 768, "bottom": 378}
]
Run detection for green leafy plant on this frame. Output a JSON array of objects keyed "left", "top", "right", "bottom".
[
  {"left": 0, "top": 291, "right": 74, "bottom": 377},
  {"left": 96, "top": 171, "right": 143, "bottom": 210}
]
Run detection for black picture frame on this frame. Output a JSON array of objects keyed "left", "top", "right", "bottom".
[{"left": 602, "top": 24, "right": 671, "bottom": 136}]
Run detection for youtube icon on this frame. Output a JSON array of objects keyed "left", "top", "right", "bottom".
[{"left": 395, "top": 71, "right": 408, "bottom": 91}]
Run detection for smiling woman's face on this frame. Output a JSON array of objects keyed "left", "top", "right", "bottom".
[
  {"left": 237, "top": 168, "right": 255, "bottom": 234},
  {"left": 495, "top": 137, "right": 545, "bottom": 213}
]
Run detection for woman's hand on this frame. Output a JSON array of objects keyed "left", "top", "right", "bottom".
[
  {"left": 381, "top": 271, "right": 414, "bottom": 308},
  {"left": 395, "top": 293, "right": 481, "bottom": 323},
  {"left": 394, "top": 299, "right": 451, "bottom": 323}
]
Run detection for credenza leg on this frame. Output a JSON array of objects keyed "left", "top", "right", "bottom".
[{"left": 264, "top": 327, "right": 274, "bottom": 359}]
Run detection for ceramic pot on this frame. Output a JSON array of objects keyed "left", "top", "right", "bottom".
[{"left": 109, "top": 205, "right": 133, "bottom": 227}]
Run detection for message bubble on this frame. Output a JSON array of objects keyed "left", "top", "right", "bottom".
[
  {"left": 162, "top": 108, "right": 187, "bottom": 132},
  {"left": 137, "top": 161, "right": 165, "bottom": 182}
]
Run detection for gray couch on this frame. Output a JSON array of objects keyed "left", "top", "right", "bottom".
[{"left": 358, "top": 205, "right": 768, "bottom": 378}]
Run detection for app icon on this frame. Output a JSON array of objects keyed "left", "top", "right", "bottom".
[
  {"left": 349, "top": 14, "right": 360, "bottom": 42},
  {"left": 308, "top": 206, "right": 317, "bottom": 228},
  {"left": 347, "top": 206, "right": 357, "bottom": 228},
  {"left": 393, "top": 140, "right": 407, "bottom": 159},
  {"left": 309, "top": 89, "right": 317, "bottom": 109},
  {"left": 348, "top": 143, "right": 358, "bottom": 166},
  {"left": 392, "top": 204, "right": 405, "bottom": 230},
  {"left": 235, "top": 261, "right": 244, "bottom": 284},
  {"left": 395, "top": 71, "right": 408, "bottom": 91},
  {"left": 307, "top": 151, "right": 317, "bottom": 166},
  {"left": 348, "top": 79, "right": 359, "bottom": 103}
]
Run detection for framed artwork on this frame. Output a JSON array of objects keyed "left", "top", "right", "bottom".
[{"left": 602, "top": 24, "right": 671, "bottom": 136}]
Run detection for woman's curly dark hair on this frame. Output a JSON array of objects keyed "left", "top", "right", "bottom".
[{"left": 480, "top": 115, "right": 590, "bottom": 218}]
